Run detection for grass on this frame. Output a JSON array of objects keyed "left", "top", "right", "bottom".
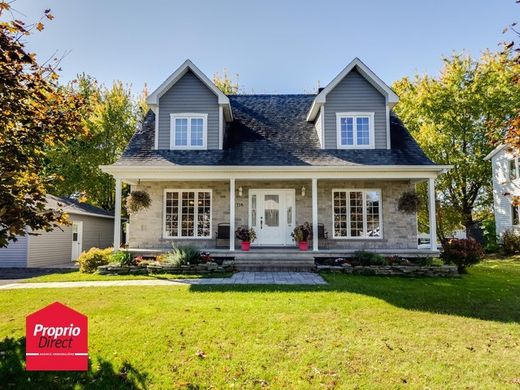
[
  {"left": 1, "top": 259, "right": 519, "bottom": 388},
  {"left": 21, "top": 270, "right": 233, "bottom": 282}
]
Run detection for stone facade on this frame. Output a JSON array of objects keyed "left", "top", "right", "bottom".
[{"left": 128, "top": 180, "right": 417, "bottom": 250}]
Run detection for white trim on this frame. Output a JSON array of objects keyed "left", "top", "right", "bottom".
[
  {"left": 307, "top": 58, "right": 399, "bottom": 121},
  {"left": 336, "top": 112, "right": 375, "bottom": 149},
  {"left": 331, "top": 188, "right": 383, "bottom": 239},
  {"left": 154, "top": 106, "right": 159, "bottom": 150},
  {"left": 484, "top": 144, "right": 506, "bottom": 161},
  {"left": 218, "top": 105, "right": 224, "bottom": 149},
  {"left": 101, "top": 164, "right": 452, "bottom": 182},
  {"left": 63, "top": 210, "right": 115, "bottom": 220},
  {"left": 169, "top": 113, "right": 208, "bottom": 150},
  {"left": 114, "top": 178, "right": 122, "bottom": 251},
  {"left": 312, "top": 179, "right": 318, "bottom": 251},
  {"left": 162, "top": 189, "right": 213, "bottom": 239},
  {"left": 320, "top": 106, "right": 325, "bottom": 149},
  {"left": 428, "top": 178, "right": 437, "bottom": 251},
  {"left": 386, "top": 105, "right": 391, "bottom": 149},
  {"left": 147, "top": 59, "right": 230, "bottom": 106},
  {"left": 229, "top": 179, "right": 235, "bottom": 251}
]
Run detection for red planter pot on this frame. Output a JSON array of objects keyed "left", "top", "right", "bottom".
[
  {"left": 241, "top": 241, "right": 251, "bottom": 251},
  {"left": 299, "top": 241, "right": 309, "bottom": 251}
]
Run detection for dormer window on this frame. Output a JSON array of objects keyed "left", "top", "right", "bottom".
[
  {"left": 336, "top": 112, "right": 375, "bottom": 149},
  {"left": 170, "top": 113, "right": 208, "bottom": 149}
]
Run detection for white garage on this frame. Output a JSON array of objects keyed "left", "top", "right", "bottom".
[{"left": 0, "top": 195, "right": 115, "bottom": 268}]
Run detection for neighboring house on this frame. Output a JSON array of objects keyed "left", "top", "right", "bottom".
[
  {"left": 485, "top": 144, "right": 520, "bottom": 237},
  {"left": 101, "top": 58, "right": 449, "bottom": 255},
  {"left": 0, "top": 195, "right": 115, "bottom": 268}
]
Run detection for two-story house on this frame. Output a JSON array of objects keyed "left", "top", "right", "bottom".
[
  {"left": 485, "top": 144, "right": 520, "bottom": 237},
  {"left": 101, "top": 58, "right": 449, "bottom": 256}
]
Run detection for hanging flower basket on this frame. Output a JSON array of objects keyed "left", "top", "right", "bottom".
[
  {"left": 397, "top": 191, "right": 420, "bottom": 214},
  {"left": 126, "top": 190, "right": 151, "bottom": 214}
]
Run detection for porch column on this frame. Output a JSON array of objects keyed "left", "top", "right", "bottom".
[
  {"left": 229, "top": 178, "right": 235, "bottom": 251},
  {"left": 114, "top": 178, "right": 122, "bottom": 251},
  {"left": 312, "top": 178, "right": 319, "bottom": 251},
  {"left": 428, "top": 177, "right": 437, "bottom": 251}
]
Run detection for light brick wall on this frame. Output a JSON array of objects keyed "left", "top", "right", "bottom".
[{"left": 129, "top": 180, "right": 417, "bottom": 250}]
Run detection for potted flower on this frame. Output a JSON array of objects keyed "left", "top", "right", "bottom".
[
  {"left": 235, "top": 226, "right": 256, "bottom": 251},
  {"left": 292, "top": 222, "right": 313, "bottom": 251}
]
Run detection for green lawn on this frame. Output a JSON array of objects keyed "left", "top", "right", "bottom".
[
  {"left": 22, "top": 271, "right": 233, "bottom": 282},
  {"left": 1, "top": 259, "right": 519, "bottom": 389}
]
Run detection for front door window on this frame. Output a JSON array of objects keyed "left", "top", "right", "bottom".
[{"left": 264, "top": 195, "right": 280, "bottom": 227}]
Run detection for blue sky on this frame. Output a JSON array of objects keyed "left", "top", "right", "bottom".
[{"left": 10, "top": 0, "right": 519, "bottom": 95}]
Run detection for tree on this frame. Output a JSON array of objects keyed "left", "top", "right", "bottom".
[
  {"left": 0, "top": 4, "right": 85, "bottom": 247},
  {"left": 501, "top": 3, "right": 520, "bottom": 151},
  {"left": 44, "top": 76, "right": 147, "bottom": 209},
  {"left": 213, "top": 69, "right": 240, "bottom": 94},
  {"left": 393, "top": 52, "right": 520, "bottom": 238}
]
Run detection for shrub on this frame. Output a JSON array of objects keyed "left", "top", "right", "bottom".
[
  {"left": 353, "top": 251, "right": 387, "bottom": 266},
  {"left": 125, "top": 190, "right": 151, "bottom": 214},
  {"left": 77, "top": 247, "right": 113, "bottom": 273},
  {"left": 440, "top": 238, "right": 484, "bottom": 273},
  {"left": 110, "top": 250, "right": 133, "bottom": 266},
  {"left": 410, "top": 257, "right": 433, "bottom": 266},
  {"left": 163, "top": 245, "right": 202, "bottom": 266},
  {"left": 501, "top": 229, "right": 520, "bottom": 255},
  {"left": 481, "top": 218, "right": 499, "bottom": 253},
  {"left": 291, "top": 222, "right": 312, "bottom": 243}
]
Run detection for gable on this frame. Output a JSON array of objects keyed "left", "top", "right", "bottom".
[
  {"left": 157, "top": 70, "right": 220, "bottom": 150},
  {"left": 323, "top": 68, "right": 388, "bottom": 149}
]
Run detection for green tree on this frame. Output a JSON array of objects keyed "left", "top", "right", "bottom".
[
  {"left": 213, "top": 69, "right": 240, "bottom": 94},
  {"left": 393, "top": 52, "right": 520, "bottom": 238},
  {"left": 45, "top": 76, "right": 147, "bottom": 209},
  {"left": 0, "top": 4, "right": 85, "bottom": 247}
]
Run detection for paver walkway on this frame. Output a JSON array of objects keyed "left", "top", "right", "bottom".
[{"left": 0, "top": 272, "right": 326, "bottom": 290}]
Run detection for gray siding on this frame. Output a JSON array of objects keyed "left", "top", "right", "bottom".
[
  {"left": 158, "top": 71, "right": 219, "bottom": 150},
  {"left": 0, "top": 235, "right": 28, "bottom": 267},
  {"left": 78, "top": 215, "right": 114, "bottom": 250},
  {"left": 27, "top": 225, "right": 73, "bottom": 267},
  {"left": 323, "top": 68, "right": 387, "bottom": 149},
  {"left": 26, "top": 214, "right": 114, "bottom": 267}
]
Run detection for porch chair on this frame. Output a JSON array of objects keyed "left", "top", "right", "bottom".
[
  {"left": 215, "top": 223, "right": 230, "bottom": 248},
  {"left": 312, "top": 223, "right": 329, "bottom": 249}
]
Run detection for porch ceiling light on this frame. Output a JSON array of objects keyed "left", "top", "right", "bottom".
[{"left": 301, "top": 186, "right": 306, "bottom": 197}]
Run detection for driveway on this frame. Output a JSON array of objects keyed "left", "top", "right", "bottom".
[{"left": 0, "top": 267, "right": 77, "bottom": 286}]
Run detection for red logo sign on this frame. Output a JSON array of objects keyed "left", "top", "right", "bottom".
[{"left": 26, "top": 302, "right": 88, "bottom": 371}]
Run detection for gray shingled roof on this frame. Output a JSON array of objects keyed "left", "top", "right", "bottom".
[
  {"left": 46, "top": 195, "right": 114, "bottom": 218},
  {"left": 115, "top": 94, "right": 434, "bottom": 167}
]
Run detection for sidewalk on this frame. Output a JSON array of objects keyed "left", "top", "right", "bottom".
[{"left": 0, "top": 272, "right": 327, "bottom": 290}]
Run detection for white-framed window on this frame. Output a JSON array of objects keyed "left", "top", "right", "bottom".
[
  {"left": 336, "top": 112, "right": 375, "bottom": 149},
  {"left": 170, "top": 113, "right": 208, "bottom": 149},
  {"left": 509, "top": 158, "right": 518, "bottom": 181},
  {"left": 332, "top": 189, "right": 382, "bottom": 239},
  {"left": 163, "top": 189, "right": 212, "bottom": 238}
]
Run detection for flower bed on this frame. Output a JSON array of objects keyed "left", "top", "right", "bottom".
[
  {"left": 98, "top": 261, "right": 234, "bottom": 275},
  {"left": 316, "top": 263, "right": 458, "bottom": 277}
]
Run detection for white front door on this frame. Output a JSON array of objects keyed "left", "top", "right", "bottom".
[
  {"left": 71, "top": 221, "right": 83, "bottom": 261},
  {"left": 249, "top": 189, "right": 295, "bottom": 246}
]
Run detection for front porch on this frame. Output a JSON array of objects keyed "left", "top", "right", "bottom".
[{"left": 110, "top": 166, "right": 443, "bottom": 257}]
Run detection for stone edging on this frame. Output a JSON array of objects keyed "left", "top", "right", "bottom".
[
  {"left": 98, "top": 261, "right": 234, "bottom": 275},
  {"left": 316, "top": 264, "right": 458, "bottom": 277}
]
